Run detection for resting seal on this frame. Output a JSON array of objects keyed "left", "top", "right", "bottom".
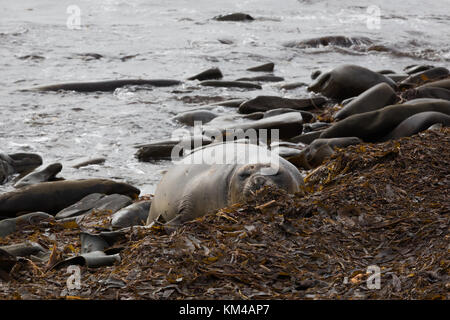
[
  {"left": 146, "top": 142, "right": 304, "bottom": 226},
  {"left": 14, "top": 163, "right": 63, "bottom": 188},
  {"left": 0, "top": 179, "right": 140, "bottom": 217},
  {"left": 334, "top": 83, "right": 397, "bottom": 120},
  {"left": 381, "top": 111, "right": 450, "bottom": 141},
  {"left": 320, "top": 99, "right": 450, "bottom": 141},
  {"left": 0, "top": 153, "right": 42, "bottom": 184},
  {"left": 287, "top": 137, "right": 362, "bottom": 169},
  {"left": 31, "top": 79, "right": 181, "bottom": 92},
  {"left": 308, "top": 64, "right": 396, "bottom": 100}
]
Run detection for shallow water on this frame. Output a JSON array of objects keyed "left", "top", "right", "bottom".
[{"left": 1, "top": 0, "right": 449, "bottom": 195}]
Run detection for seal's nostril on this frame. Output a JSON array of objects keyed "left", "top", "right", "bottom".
[{"left": 253, "top": 176, "right": 267, "bottom": 188}]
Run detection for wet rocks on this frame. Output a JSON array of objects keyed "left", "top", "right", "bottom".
[
  {"left": 213, "top": 13, "right": 254, "bottom": 22},
  {"left": 187, "top": 67, "right": 223, "bottom": 81},
  {"left": 246, "top": 62, "right": 274, "bottom": 72},
  {"left": 199, "top": 80, "right": 262, "bottom": 89},
  {"left": 238, "top": 96, "right": 327, "bottom": 114}
]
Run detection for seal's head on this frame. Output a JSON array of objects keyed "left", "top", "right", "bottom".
[{"left": 229, "top": 163, "right": 299, "bottom": 203}]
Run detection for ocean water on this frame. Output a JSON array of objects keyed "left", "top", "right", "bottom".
[{"left": 1, "top": 0, "right": 449, "bottom": 195}]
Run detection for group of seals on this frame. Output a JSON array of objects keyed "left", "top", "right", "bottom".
[
  {"left": 0, "top": 152, "right": 42, "bottom": 184},
  {"left": 0, "top": 179, "right": 140, "bottom": 217},
  {"left": 321, "top": 99, "right": 450, "bottom": 142}
]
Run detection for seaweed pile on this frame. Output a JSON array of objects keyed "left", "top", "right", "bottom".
[{"left": 0, "top": 128, "right": 448, "bottom": 300}]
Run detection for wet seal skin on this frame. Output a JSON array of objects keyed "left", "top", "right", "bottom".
[
  {"left": 0, "top": 212, "right": 54, "bottom": 238},
  {"left": 320, "top": 99, "right": 450, "bottom": 142},
  {"left": 238, "top": 96, "right": 327, "bottom": 114},
  {"left": 187, "top": 67, "right": 223, "bottom": 81},
  {"left": 307, "top": 64, "right": 396, "bottom": 100},
  {"left": 135, "top": 135, "right": 213, "bottom": 162},
  {"left": 203, "top": 112, "right": 304, "bottom": 140},
  {"left": 146, "top": 142, "right": 304, "bottom": 228},
  {"left": 29, "top": 79, "right": 182, "bottom": 92},
  {"left": 14, "top": 163, "right": 63, "bottom": 188},
  {"left": 381, "top": 111, "right": 450, "bottom": 141},
  {"left": 334, "top": 82, "right": 397, "bottom": 120},
  {"left": 0, "top": 153, "right": 43, "bottom": 184},
  {"left": 0, "top": 179, "right": 140, "bottom": 217},
  {"left": 288, "top": 137, "right": 362, "bottom": 169},
  {"left": 111, "top": 200, "right": 151, "bottom": 228}
]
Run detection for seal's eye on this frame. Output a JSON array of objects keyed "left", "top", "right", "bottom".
[{"left": 239, "top": 172, "right": 251, "bottom": 179}]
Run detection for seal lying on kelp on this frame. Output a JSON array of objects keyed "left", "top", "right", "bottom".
[{"left": 146, "top": 142, "right": 304, "bottom": 226}]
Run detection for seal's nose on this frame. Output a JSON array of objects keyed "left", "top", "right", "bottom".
[{"left": 252, "top": 176, "right": 268, "bottom": 190}]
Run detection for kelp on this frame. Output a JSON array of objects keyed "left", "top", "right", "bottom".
[{"left": 0, "top": 128, "right": 448, "bottom": 300}]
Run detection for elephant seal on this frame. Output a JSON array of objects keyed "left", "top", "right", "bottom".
[
  {"left": 0, "top": 212, "right": 54, "bottom": 238},
  {"left": 111, "top": 200, "right": 151, "bottom": 228},
  {"left": 31, "top": 79, "right": 181, "bottom": 92},
  {"left": 135, "top": 135, "right": 213, "bottom": 162},
  {"left": 0, "top": 179, "right": 140, "bottom": 217},
  {"left": 14, "top": 163, "right": 63, "bottom": 188},
  {"left": 334, "top": 83, "right": 397, "bottom": 120},
  {"left": 146, "top": 142, "right": 304, "bottom": 226},
  {"left": 400, "top": 67, "right": 449, "bottom": 87},
  {"left": 308, "top": 64, "right": 396, "bottom": 100},
  {"left": 381, "top": 112, "right": 450, "bottom": 141},
  {"left": 404, "top": 65, "right": 434, "bottom": 75},
  {"left": 287, "top": 137, "right": 362, "bottom": 169},
  {"left": 0, "top": 153, "right": 42, "bottom": 184},
  {"left": 320, "top": 99, "right": 450, "bottom": 141},
  {"left": 203, "top": 112, "right": 303, "bottom": 140},
  {"left": 401, "top": 87, "right": 450, "bottom": 102},
  {"left": 419, "top": 79, "right": 450, "bottom": 90},
  {"left": 238, "top": 96, "right": 327, "bottom": 114}
]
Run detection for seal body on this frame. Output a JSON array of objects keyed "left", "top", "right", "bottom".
[
  {"left": 381, "top": 111, "right": 450, "bottom": 141},
  {"left": 146, "top": 143, "right": 304, "bottom": 225},
  {"left": 0, "top": 153, "right": 42, "bottom": 184},
  {"left": 320, "top": 99, "right": 450, "bottom": 141},
  {"left": 0, "top": 179, "right": 140, "bottom": 217},
  {"left": 14, "top": 163, "right": 62, "bottom": 188},
  {"left": 334, "top": 83, "right": 397, "bottom": 120},
  {"left": 308, "top": 64, "right": 396, "bottom": 100},
  {"left": 33, "top": 79, "right": 181, "bottom": 92}
]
